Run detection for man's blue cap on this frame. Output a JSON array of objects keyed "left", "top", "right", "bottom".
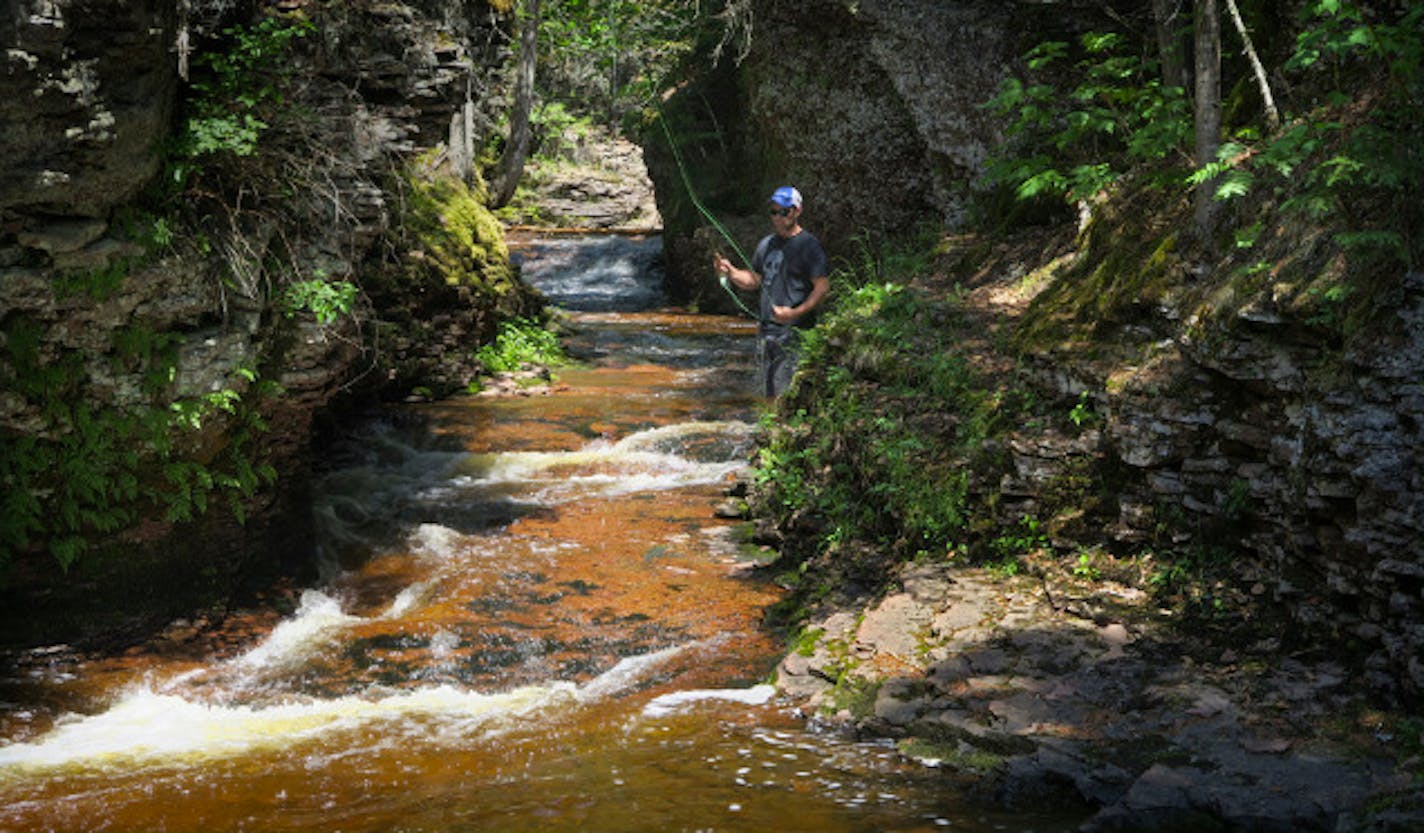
[{"left": 770, "top": 186, "right": 802, "bottom": 209}]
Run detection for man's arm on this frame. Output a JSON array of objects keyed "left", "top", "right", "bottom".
[
  {"left": 771, "top": 274, "right": 829, "bottom": 325},
  {"left": 713, "top": 253, "right": 760, "bottom": 290}
]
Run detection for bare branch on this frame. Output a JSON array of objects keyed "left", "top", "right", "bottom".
[{"left": 1224, "top": 0, "right": 1281, "bottom": 130}]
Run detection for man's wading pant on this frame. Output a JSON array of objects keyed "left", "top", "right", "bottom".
[{"left": 760, "top": 331, "right": 799, "bottom": 398}]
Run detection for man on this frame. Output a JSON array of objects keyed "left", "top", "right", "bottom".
[{"left": 713, "top": 186, "right": 830, "bottom": 397}]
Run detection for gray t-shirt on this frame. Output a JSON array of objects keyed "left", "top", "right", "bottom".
[{"left": 752, "top": 230, "right": 828, "bottom": 336}]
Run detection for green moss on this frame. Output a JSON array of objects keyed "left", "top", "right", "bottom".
[
  {"left": 1012, "top": 199, "right": 1191, "bottom": 356},
  {"left": 897, "top": 737, "right": 1005, "bottom": 775},
  {"left": 826, "top": 674, "right": 881, "bottom": 720},
  {"left": 401, "top": 171, "right": 512, "bottom": 291},
  {"left": 789, "top": 626, "right": 824, "bottom": 657}
]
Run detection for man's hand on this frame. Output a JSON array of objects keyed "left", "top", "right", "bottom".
[
  {"left": 771, "top": 304, "right": 798, "bottom": 324},
  {"left": 716, "top": 255, "right": 760, "bottom": 291}
]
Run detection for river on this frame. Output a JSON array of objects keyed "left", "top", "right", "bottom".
[{"left": 0, "top": 234, "right": 1075, "bottom": 833}]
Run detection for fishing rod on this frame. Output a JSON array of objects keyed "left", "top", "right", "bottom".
[{"left": 656, "top": 108, "right": 762, "bottom": 321}]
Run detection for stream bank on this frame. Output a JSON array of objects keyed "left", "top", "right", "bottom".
[{"left": 742, "top": 226, "right": 1424, "bottom": 831}]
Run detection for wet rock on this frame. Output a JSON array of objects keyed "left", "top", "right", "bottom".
[{"left": 0, "top": 0, "right": 520, "bottom": 650}]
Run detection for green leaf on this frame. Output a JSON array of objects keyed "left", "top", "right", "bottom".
[
  {"left": 1335, "top": 230, "right": 1406, "bottom": 262},
  {"left": 52, "top": 537, "right": 85, "bottom": 572},
  {"left": 1213, "top": 169, "right": 1255, "bottom": 201},
  {"left": 1017, "top": 168, "right": 1068, "bottom": 201}
]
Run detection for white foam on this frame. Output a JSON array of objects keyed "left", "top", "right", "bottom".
[
  {"left": 576, "top": 644, "right": 691, "bottom": 701},
  {"left": 641, "top": 685, "right": 777, "bottom": 719},
  {"left": 232, "top": 590, "right": 358, "bottom": 671},
  {"left": 383, "top": 581, "right": 433, "bottom": 618},
  {"left": 0, "top": 683, "right": 571, "bottom": 772},
  {"left": 409, "top": 523, "right": 465, "bottom": 559},
  {"left": 449, "top": 421, "right": 753, "bottom": 504},
  {"left": 0, "top": 643, "right": 694, "bottom": 775}
]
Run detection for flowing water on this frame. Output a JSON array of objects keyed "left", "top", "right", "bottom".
[{"left": 0, "top": 235, "right": 1077, "bottom": 833}]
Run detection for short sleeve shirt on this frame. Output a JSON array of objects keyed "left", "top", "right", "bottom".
[{"left": 751, "top": 230, "right": 829, "bottom": 336}]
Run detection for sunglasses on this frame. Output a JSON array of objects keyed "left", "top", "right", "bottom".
[{"left": 769, "top": 206, "right": 795, "bottom": 217}]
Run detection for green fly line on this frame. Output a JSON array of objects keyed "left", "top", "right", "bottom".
[{"left": 656, "top": 109, "right": 762, "bottom": 321}]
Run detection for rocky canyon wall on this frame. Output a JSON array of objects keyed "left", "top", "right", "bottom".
[{"left": 0, "top": 0, "right": 529, "bottom": 645}]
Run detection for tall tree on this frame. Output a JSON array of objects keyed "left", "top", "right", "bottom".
[
  {"left": 1152, "top": 0, "right": 1190, "bottom": 90},
  {"left": 1193, "top": 0, "right": 1222, "bottom": 239},
  {"left": 491, "top": 0, "right": 541, "bottom": 209}
]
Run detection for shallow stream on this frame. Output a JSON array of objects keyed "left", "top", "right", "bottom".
[{"left": 0, "top": 235, "right": 1076, "bottom": 833}]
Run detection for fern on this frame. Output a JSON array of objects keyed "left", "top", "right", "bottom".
[{"left": 2, "top": 316, "right": 285, "bottom": 572}]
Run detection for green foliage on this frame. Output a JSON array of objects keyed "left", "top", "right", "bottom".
[
  {"left": 991, "top": 514, "right": 1048, "bottom": 559},
  {"left": 1222, "top": 477, "right": 1253, "bottom": 520},
  {"left": 982, "top": 32, "right": 1192, "bottom": 206},
  {"left": 752, "top": 280, "right": 994, "bottom": 561},
  {"left": 840, "top": 227, "right": 944, "bottom": 292},
  {"left": 826, "top": 675, "right": 881, "bottom": 720},
  {"left": 789, "top": 626, "right": 824, "bottom": 657},
  {"left": 1208, "top": 0, "right": 1422, "bottom": 240},
  {"left": 530, "top": 101, "right": 593, "bottom": 162},
  {"left": 114, "top": 207, "right": 178, "bottom": 254},
  {"left": 1072, "top": 549, "right": 1102, "bottom": 581},
  {"left": 984, "top": 3, "right": 1422, "bottom": 268},
  {"left": 171, "top": 17, "right": 314, "bottom": 184},
  {"left": 1, "top": 315, "right": 281, "bottom": 573},
  {"left": 111, "top": 323, "right": 182, "bottom": 396},
  {"left": 1267, "top": 2, "right": 1422, "bottom": 266},
  {"left": 983, "top": 514, "right": 1050, "bottom": 576},
  {"left": 280, "top": 278, "right": 360, "bottom": 325},
  {"left": 1147, "top": 546, "right": 1235, "bottom": 619},
  {"left": 51, "top": 258, "right": 132, "bottom": 301},
  {"left": 474, "top": 317, "right": 567, "bottom": 374},
  {"left": 1068, "top": 390, "right": 1098, "bottom": 429},
  {"left": 536, "top": 0, "right": 717, "bottom": 123}
]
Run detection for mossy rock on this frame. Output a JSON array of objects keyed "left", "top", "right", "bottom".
[
  {"left": 398, "top": 170, "right": 514, "bottom": 293},
  {"left": 357, "top": 164, "right": 545, "bottom": 399}
]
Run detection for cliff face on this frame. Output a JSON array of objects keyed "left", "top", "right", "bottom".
[
  {"left": 990, "top": 216, "right": 1424, "bottom": 695},
  {"left": 647, "top": 0, "right": 1094, "bottom": 308},
  {"left": 0, "top": 0, "right": 530, "bottom": 645},
  {"left": 646, "top": 0, "right": 1424, "bottom": 696}
]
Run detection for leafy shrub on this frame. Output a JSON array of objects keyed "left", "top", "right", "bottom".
[
  {"left": 474, "top": 317, "right": 567, "bottom": 374},
  {"left": 171, "top": 17, "right": 314, "bottom": 183},
  {"left": 753, "top": 281, "right": 993, "bottom": 563},
  {"left": 982, "top": 31, "right": 1192, "bottom": 206},
  {"left": 983, "top": 3, "right": 1423, "bottom": 267},
  {"left": 281, "top": 279, "right": 360, "bottom": 325}
]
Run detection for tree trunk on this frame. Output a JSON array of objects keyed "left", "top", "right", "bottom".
[
  {"left": 1224, "top": 0, "right": 1281, "bottom": 130},
  {"left": 1152, "top": 0, "right": 1189, "bottom": 90},
  {"left": 490, "top": 0, "right": 540, "bottom": 209},
  {"left": 1193, "top": 0, "right": 1222, "bottom": 240}
]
